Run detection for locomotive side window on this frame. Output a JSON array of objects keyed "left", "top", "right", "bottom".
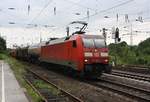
[{"left": 72, "top": 40, "right": 77, "bottom": 48}]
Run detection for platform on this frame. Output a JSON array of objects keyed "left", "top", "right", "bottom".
[{"left": 0, "top": 60, "right": 29, "bottom": 102}]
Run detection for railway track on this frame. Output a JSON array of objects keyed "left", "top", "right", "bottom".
[
  {"left": 86, "top": 77, "right": 150, "bottom": 102},
  {"left": 24, "top": 68, "right": 83, "bottom": 102},
  {"left": 122, "top": 65, "right": 150, "bottom": 69},
  {"left": 23, "top": 63, "right": 150, "bottom": 102},
  {"left": 112, "top": 70, "right": 150, "bottom": 82},
  {"left": 114, "top": 65, "right": 150, "bottom": 74}
]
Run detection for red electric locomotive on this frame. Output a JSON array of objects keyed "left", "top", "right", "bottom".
[
  {"left": 13, "top": 21, "right": 111, "bottom": 77},
  {"left": 40, "top": 21, "right": 111, "bottom": 77}
]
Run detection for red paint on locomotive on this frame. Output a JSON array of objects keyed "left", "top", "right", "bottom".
[{"left": 40, "top": 34, "right": 110, "bottom": 75}]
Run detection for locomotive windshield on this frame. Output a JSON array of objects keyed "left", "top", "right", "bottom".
[{"left": 83, "top": 38, "right": 106, "bottom": 48}]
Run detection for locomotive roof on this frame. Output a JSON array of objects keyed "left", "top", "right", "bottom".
[
  {"left": 45, "top": 37, "right": 67, "bottom": 46},
  {"left": 80, "top": 34, "right": 104, "bottom": 39},
  {"left": 44, "top": 34, "right": 104, "bottom": 46}
]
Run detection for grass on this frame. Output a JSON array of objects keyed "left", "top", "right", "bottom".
[
  {"left": 0, "top": 53, "right": 62, "bottom": 101},
  {"left": 34, "top": 80, "right": 60, "bottom": 95},
  {"left": 0, "top": 53, "right": 42, "bottom": 102}
]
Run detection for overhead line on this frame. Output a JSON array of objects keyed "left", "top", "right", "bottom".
[
  {"left": 29, "top": 0, "right": 53, "bottom": 24},
  {"left": 63, "top": 0, "right": 96, "bottom": 11},
  {"left": 79, "top": 0, "right": 134, "bottom": 20}
]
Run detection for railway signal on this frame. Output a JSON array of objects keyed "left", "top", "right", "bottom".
[
  {"left": 102, "top": 28, "right": 107, "bottom": 44},
  {"left": 115, "top": 27, "right": 121, "bottom": 43},
  {"left": 113, "top": 27, "right": 121, "bottom": 66}
]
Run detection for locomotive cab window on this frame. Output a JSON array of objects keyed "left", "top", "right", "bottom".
[
  {"left": 72, "top": 40, "right": 77, "bottom": 48},
  {"left": 82, "top": 38, "right": 94, "bottom": 48},
  {"left": 94, "top": 39, "right": 106, "bottom": 48},
  {"left": 83, "top": 38, "right": 106, "bottom": 48}
]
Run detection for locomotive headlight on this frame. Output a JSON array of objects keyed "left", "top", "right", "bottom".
[
  {"left": 84, "top": 52, "right": 93, "bottom": 57},
  {"left": 101, "top": 52, "right": 108, "bottom": 57},
  {"left": 84, "top": 59, "right": 88, "bottom": 62},
  {"left": 104, "top": 59, "right": 108, "bottom": 62}
]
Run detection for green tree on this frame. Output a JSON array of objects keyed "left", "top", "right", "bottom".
[
  {"left": 0, "top": 36, "right": 6, "bottom": 52},
  {"left": 137, "top": 38, "right": 150, "bottom": 65},
  {"left": 109, "top": 41, "right": 136, "bottom": 65},
  {"left": 108, "top": 38, "right": 150, "bottom": 66},
  {"left": 138, "top": 38, "right": 150, "bottom": 55}
]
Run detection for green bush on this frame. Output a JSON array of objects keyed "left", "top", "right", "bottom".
[
  {"left": 0, "top": 36, "right": 6, "bottom": 52},
  {"left": 108, "top": 37, "right": 150, "bottom": 66}
]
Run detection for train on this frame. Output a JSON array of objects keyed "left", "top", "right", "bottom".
[{"left": 11, "top": 21, "right": 112, "bottom": 77}]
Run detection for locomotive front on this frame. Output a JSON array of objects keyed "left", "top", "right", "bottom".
[
  {"left": 68, "top": 21, "right": 111, "bottom": 77},
  {"left": 81, "top": 35, "right": 111, "bottom": 76}
]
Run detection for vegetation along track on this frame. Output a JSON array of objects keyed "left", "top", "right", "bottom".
[
  {"left": 24, "top": 68, "right": 83, "bottom": 102},
  {"left": 112, "top": 70, "right": 150, "bottom": 82},
  {"left": 86, "top": 77, "right": 150, "bottom": 102}
]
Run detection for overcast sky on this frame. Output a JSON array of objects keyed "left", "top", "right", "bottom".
[{"left": 0, "top": 0, "right": 150, "bottom": 48}]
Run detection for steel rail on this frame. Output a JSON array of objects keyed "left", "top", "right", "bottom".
[
  {"left": 24, "top": 77, "right": 48, "bottom": 102},
  {"left": 112, "top": 70, "right": 150, "bottom": 82},
  {"left": 85, "top": 78, "right": 150, "bottom": 102},
  {"left": 26, "top": 68, "right": 84, "bottom": 102}
]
